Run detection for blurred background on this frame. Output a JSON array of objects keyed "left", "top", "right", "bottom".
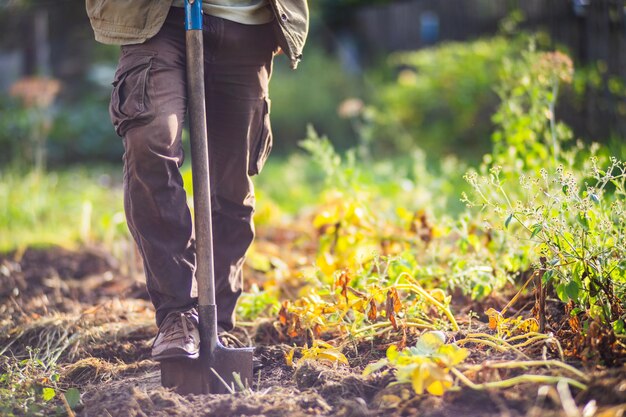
[
  {"left": 0, "top": 0, "right": 625, "bottom": 250},
  {"left": 1, "top": 0, "right": 625, "bottom": 164}
]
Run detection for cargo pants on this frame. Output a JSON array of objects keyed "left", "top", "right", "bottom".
[{"left": 109, "top": 8, "right": 277, "bottom": 330}]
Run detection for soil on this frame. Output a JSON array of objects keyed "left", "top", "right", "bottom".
[{"left": 1, "top": 246, "right": 625, "bottom": 417}]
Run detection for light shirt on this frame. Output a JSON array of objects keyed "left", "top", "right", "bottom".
[{"left": 172, "top": 0, "right": 273, "bottom": 25}]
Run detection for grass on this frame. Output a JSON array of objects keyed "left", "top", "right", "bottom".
[
  {"left": 0, "top": 140, "right": 471, "bottom": 253},
  {"left": 0, "top": 166, "right": 126, "bottom": 252}
]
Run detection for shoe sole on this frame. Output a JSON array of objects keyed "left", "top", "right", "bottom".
[{"left": 152, "top": 351, "right": 200, "bottom": 361}]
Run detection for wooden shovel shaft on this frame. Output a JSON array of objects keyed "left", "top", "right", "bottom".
[
  {"left": 160, "top": 1, "right": 252, "bottom": 395},
  {"left": 186, "top": 28, "right": 216, "bottom": 308}
]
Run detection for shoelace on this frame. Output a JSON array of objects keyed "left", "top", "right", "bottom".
[
  {"left": 161, "top": 311, "right": 196, "bottom": 342},
  {"left": 218, "top": 331, "right": 246, "bottom": 348}
]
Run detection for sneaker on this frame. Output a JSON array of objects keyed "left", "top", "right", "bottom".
[
  {"left": 152, "top": 308, "right": 200, "bottom": 361},
  {"left": 217, "top": 329, "right": 262, "bottom": 371},
  {"left": 217, "top": 330, "right": 247, "bottom": 348}
]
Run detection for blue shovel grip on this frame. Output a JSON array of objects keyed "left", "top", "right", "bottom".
[{"left": 185, "top": 0, "right": 203, "bottom": 30}]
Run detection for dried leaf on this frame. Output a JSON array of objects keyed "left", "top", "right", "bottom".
[
  {"left": 367, "top": 299, "right": 378, "bottom": 322},
  {"left": 385, "top": 289, "right": 402, "bottom": 330},
  {"left": 278, "top": 301, "right": 290, "bottom": 325},
  {"left": 335, "top": 270, "right": 350, "bottom": 303},
  {"left": 387, "top": 288, "right": 403, "bottom": 313},
  {"left": 389, "top": 313, "right": 398, "bottom": 330},
  {"left": 299, "top": 340, "right": 348, "bottom": 365},
  {"left": 486, "top": 307, "right": 502, "bottom": 330}
]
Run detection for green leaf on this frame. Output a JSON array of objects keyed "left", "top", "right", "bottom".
[
  {"left": 613, "top": 319, "right": 625, "bottom": 335},
  {"left": 562, "top": 185, "right": 569, "bottom": 195},
  {"left": 541, "top": 270, "right": 554, "bottom": 284},
  {"left": 42, "top": 387, "right": 56, "bottom": 401},
  {"left": 589, "top": 279, "right": 600, "bottom": 297},
  {"left": 570, "top": 307, "right": 582, "bottom": 316},
  {"left": 530, "top": 224, "right": 542, "bottom": 239},
  {"left": 64, "top": 388, "right": 81, "bottom": 409},
  {"left": 471, "top": 283, "right": 491, "bottom": 300},
  {"left": 504, "top": 213, "right": 513, "bottom": 229},
  {"left": 565, "top": 280, "right": 580, "bottom": 301},
  {"left": 555, "top": 283, "right": 568, "bottom": 303}
]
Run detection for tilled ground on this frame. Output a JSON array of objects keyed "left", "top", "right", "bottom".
[{"left": 1, "top": 247, "right": 625, "bottom": 417}]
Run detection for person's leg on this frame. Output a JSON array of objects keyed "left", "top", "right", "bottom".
[
  {"left": 203, "top": 16, "right": 279, "bottom": 331},
  {"left": 110, "top": 9, "right": 196, "bottom": 328}
]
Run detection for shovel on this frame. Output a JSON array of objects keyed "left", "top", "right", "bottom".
[{"left": 160, "top": 0, "right": 254, "bottom": 394}]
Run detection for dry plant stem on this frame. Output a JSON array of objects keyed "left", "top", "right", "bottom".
[
  {"left": 460, "top": 360, "right": 588, "bottom": 381},
  {"left": 504, "top": 332, "right": 565, "bottom": 360},
  {"left": 521, "top": 333, "right": 565, "bottom": 361},
  {"left": 456, "top": 337, "right": 529, "bottom": 358},
  {"left": 352, "top": 321, "right": 435, "bottom": 336},
  {"left": 210, "top": 368, "right": 236, "bottom": 394},
  {"left": 60, "top": 392, "right": 76, "bottom": 417},
  {"left": 505, "top": 332, "right": 546, "bottom": 343},
  {"left": 394, "top": 274, "right": 460, "bottom": 331},
  {"left": 511, "top": 334, "right": 552, "bottom": 349},
  {"left": 466, "top": 332, "right": 525, "bottom": 350},
  {"left": 501, "top": 270, "right": 539, "bottom": 316},
  {"left": 450, "top": 367, "right": 588, "bottom": 391},
  {"left": 535, "top": 268, "right": 546, "bottom": 333}
]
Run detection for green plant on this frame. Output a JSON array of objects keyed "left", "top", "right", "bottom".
[
  {"left": 364, "top": 331, "right": 468, "bottom": 396},
  {"left": 369, "top": 34, "right": 530, "bottom": 159},
  {"left": 236, "top": 284, "right": 280, "bottom": 321},
  {"left": 269, "top": 46, "right": 363, "bottom": 153},
  {"left": 0, "top": 166, "right": 127, "bottom": 252},
  {"left": 464, "top": 158, "right": 625, "bottom": 333},
  {"left": 490, "top": 48, "right": 574, "bottom": 170},
  {"left": 0, "top": 351, "right": 81, "bottom": 417},
  {"left": 462, "top": 46, "right": 626, "bottom": 338}
]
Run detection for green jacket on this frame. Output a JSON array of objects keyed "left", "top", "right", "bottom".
[{"left": 85, "top": 0, "right": 309, "bottom": 68}]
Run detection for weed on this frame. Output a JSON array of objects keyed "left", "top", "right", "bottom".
[{"left": 462, "top": 45, "right": 626, "bottom": 342}]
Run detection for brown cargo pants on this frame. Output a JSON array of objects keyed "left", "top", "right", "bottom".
[{"left": 109, "top": 8, "right": 277, "bottom": 330}]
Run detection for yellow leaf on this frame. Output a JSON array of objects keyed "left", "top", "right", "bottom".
[
  {"left": 428, "top": 289, "right": 448, "bottom": 304},
  {"left": 426, "top": 378, "right": 452, "bottom": 396},
  {"left": 414, "top": 331, "right": 446, "bottom": 355},
  {"left": 410, "top": 362, "right": 429, "bottom": 395},
  {"left": 363, "top": 358, "right": 388, "bottom": 376},
  {"left": 312, "top": 340, "right": 334, "bottom": 349},
  {"left": 313, "top": 209, "right": 338, "bottom": 229},
  {"left": 285, "top": 348, "right": 295, "bottom": 367},
  {"left": 379, "top": 395, "right": 402, "bottom": 406},
  {"left": 515, "top": 318, "right": 539, "bottom": 334},
  {"left": 386, "top": 345, "right": 399, "bottom": 362},
  {"left": 316, "top": 350, "right": 349, "bottom": 365},
  {"left": 299, "top": 340, "right": 348, "bottom": 365},
  {"left": 437, "top": 344, "right": 469, "bottom": 366}
]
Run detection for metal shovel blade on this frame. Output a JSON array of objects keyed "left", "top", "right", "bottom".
[
  {"left": 161, "top": 345, "right": 253, "bottom": 395},
  {"left": 210, "top": 343, "right": 254, "bottom": 393},
  {"left": 161, "top": 306, "right": 254, "bottom": 394},
  {"left": 159, "top": 0, "right": 254, "bottom": 395}
]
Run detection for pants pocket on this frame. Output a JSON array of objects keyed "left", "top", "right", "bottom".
[
  {"left": 109, "top": 51, "right": 157, "bottom": 137},
  {"left": 248, "top": 97, "right": 273, "bottom": 176}
]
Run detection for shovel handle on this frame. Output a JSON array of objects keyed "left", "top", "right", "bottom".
[{"left": 185, "top": 0, "right": 216, "bottom": 308}]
